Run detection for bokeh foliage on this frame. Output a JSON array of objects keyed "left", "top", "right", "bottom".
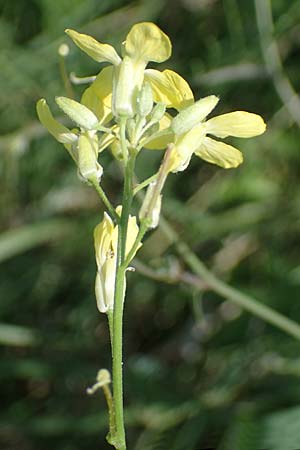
[{"left": 1, "top": 0, "right": 300, "bottom": 449}]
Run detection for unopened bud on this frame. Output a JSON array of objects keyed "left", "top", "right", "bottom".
[
  {"left": 150, "top": 102, "right": 166, "bottom": 123},
  {"left": 137, "top": 83, "right": 153, "bottom": 117},
  {"left": 126, "top": 118, "right": 136, "bottom": 142},
  {"left": 56, "top": 96, "right": 99, "bottom": 130},
  {"left": 171, "top": 95, "right": 219, "bottom": 135},
  {"left": 112, "top": 56, "right": 145, "bottom": 118},
  {"left": 77, "top": 133, "right": 102, "bottom": 182}
]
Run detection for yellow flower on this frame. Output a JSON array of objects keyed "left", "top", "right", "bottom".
[
  {"left": 36, "top": 98, "right": 103, "bottom": 183},
  {"left": 80, "top": 66, "right": 114, "bottom": 125},
  {"left": 167, "top": 96, "right": 266, "bottom": 172},
  {"left": 66, "top": 23, "right": 173, "bottom": 118},
  {"left": 94, "top": 208, "right": 140, "bottom": 313}
]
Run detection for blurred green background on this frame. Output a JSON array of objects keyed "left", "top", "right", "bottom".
[{"left": 1, "top": 0, "right": 300, "bottom": 449}]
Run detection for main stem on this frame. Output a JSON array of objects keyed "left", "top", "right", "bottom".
[{"left": 112, "top": 119, "right": 135, "bottom": 450}]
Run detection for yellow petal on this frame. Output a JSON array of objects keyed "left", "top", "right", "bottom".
[
  {"left": 36, "top": 99, "right": 77, "bottom": 144},
  {"left": 206, "top": 111, "right": 266, "bottom": 138},
  {"left": 171, "top": 95, "right": 219, "bottom": 135},
  {"left": 55, "top": 96, "right": 98, "bottom": 130},
  {"left": 65, "top": 29, "right": 121, "bottom": 65},
  {"left": 94, "top": 212, "right": 117, "bottom": 313},
  {"left": 81, "top": 66, "right": 113, "bottom": 124},
  {"left": 95, "top": 272, "right": 106, "bottom": 313},
  {"left": 125, "top": 215, "right": 141, "bottom": 259},
  {"left": 144, "top": 69, "right": 194, "bottom": 110},
  {"left": 95, "top": 246, "right": 117, "bottom": 313},
  {"left": 124, "top": 22, "right": 171, "bottom": 63},
  {"left": 94, "top": 212, "right": 114, "bottom": 268},
  {"left": 195, "top": 137, "right": 243, "bottom": 168},
  {"left": 170, "top": 124, "right": 206, "bottom": 172}
]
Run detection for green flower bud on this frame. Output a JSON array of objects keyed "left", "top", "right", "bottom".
[
  {"left": 112, "top": 57, "right": 144, "bottom": 118},
  {"left": 77, "top": 132, "right": 102, "bottom": 182},
  {"left": 126, "top": 118, "right": 136, "bottom": 142},
  {"left": 56, "top": 96, "right": 99, "bottom": 130},
  {"left": 171, "top": 95, "right": 219, "bottom": 135},
  {"left": 136, "top": 83, "right": 153, "bottom": 117},
  {"left": 150, "top": 102, "right": 166, "bottom": 123}
]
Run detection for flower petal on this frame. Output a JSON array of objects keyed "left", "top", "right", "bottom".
[
  {"left": 171, "top": 95, "right": 219, "bottom": 135},
  {"left": 81, "top": 66, "right": 113, "bottom": 124},
  {"left": 125, "top": 215, "right": 141, "bottom": 258},
  {"left": 94, "top": 212, "right": 114, "bottom": 268},
  {"left": 95, "top": 272, "right": 108, "bottom": 313},
  {"left": 109, "top": 210, "right": 140, "bottom": 259},
  {"left": 56, "top": 96, "right": 99, "bottom": 130},
  {"left": 206, "top": 111, "right": 266, "bottom": 138},
  {"left": 144, "top": 69, "right": 194, "bottom": 110},
  {"left": 124, "top": 22, "right": 171, "bottom": 63},
  {"left": 36, "top": 99, "right": 77, "bottom": 144},
  {"left": 65, "top": 29, "right": 121, "bottom": 65},
  {"left": 170, "top": 124, "right": 206, "bottom": 172},
  {"left": 195, "top": 137, "right": 243, "bottom": 168}
]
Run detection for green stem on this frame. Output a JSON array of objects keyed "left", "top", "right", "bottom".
[
  {"left": 103, "top": 383, "right": 117, "bottom": 445},
  {"left": 133, "top": 174, "right": 158, "bottom": 196},
  {"left": 119, "top": 118, "right": 128, "bottom": 164},
  {"left": 112, "top": 264, "right": 126, "bottom": 450},
  {"left": 160, "top": 217, "right": 300, "bottom": 341},
  {"left": 107, "top": 310, "right": 114, "bottom": 352},
  {"left": 123, "top": 220, "right": 148, "bottom": 268},
  {"left": 119, "top": 156, "right": 135, "bottom": 262},
  {"left": 91, "top": 180, "right": 119, "bottom": 223},
  {"left": 111, "top": 124, "right": 136, "bottom": 450}
]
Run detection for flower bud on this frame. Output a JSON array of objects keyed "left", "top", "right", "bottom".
[
  {"left": 126, "top": 118, "right": 136, "bottom": 142},
  {"left": 77, "top": 133, "right": 102, "bottom": 182},
  {"left": 56, "top": 96, "right": 99, "bottom": 130},
  {"left": 136, "top": 83, "right": 153, "bottom": 117},
  {"left": 150, "top": 102, "right": 166, "bottom": 123},
  {"left": 112, "top": 57, "right": 144, "bottom": 118},
  {"left": 171, "top": 95, "right": 219, "bottom": 135}
]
